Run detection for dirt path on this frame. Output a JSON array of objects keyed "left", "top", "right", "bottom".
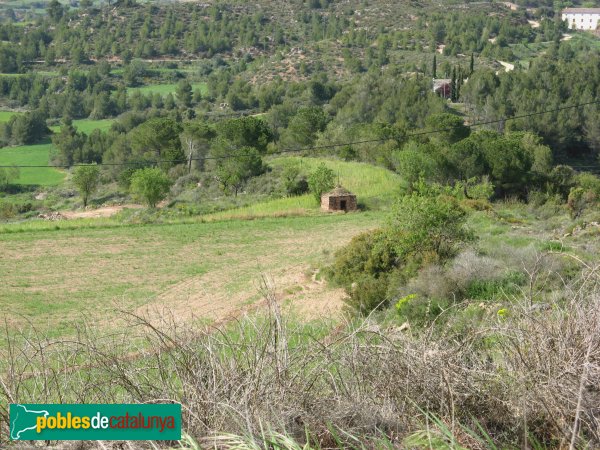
[
  {"left": 60, "top": 204, "right": 143, "bottom": 219},
  {"left": 137, "top": 263, "right": 346, "bottom": 327}
]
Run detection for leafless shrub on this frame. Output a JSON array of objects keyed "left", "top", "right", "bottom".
[
  {"left": 400, "top": 249, "right": 505, "bottom": 301},
  {"left": 1, "top": 263, "right": 599, "bottom": 449},
  {"left": 448, "top": 249, "right": 504, "bottom": 284}
]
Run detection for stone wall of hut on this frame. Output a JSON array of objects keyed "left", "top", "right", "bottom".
[{"left": 321, "top": 195, "right": 357, "bottom": 212}]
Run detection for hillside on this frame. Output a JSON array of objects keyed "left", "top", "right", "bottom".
[
  {"left": 0, "top": 158, "right": 397, "bottom": 337},
  {"left": 0, "top": 0, "right": 599, "bottom": 447}
]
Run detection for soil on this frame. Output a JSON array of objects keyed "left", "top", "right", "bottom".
[{"left": 60, "top": 204, "right": 143, "bottom": 219}]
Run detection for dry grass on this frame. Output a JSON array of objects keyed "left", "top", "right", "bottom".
[{"left": 1, "top": 259, "right": 598, "bottom": 449}]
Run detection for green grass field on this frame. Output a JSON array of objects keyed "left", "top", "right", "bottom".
[
  {"left": 0, "top": 111, "right": 23, "bottom": 123},
  {"left": 127, "top": 82, "right": 208, "bottom": 97},
  {"left": 49, "top": 118, "right": 115, "bottom": 134},
  {"left": 0, "top": 110, "right": 22, "bottom": 123},
  {"left": 204, "top": 157, "right": 403, "bottom": 221},
  {"left": 0, "top": 142, "right": 64, "bottom": 185}
]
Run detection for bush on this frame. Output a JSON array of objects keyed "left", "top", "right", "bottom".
[
  {"left": 281, "top": 163, "right": 309, "bottom": 196},
  {"left": 0, "top": 166, "right": 19, "bottom": 188},
  {"left": 129, "top": 168, "right": 172, "bottom": 208},
  {"left": 395, "top": 293, "right": 450, "bottom": 326},
  {"left": 576, "top": 172, "right": 600, "bottom": 197},
  {"left": 308, "top": 163, "right": 335, "bottom": 203},
  {"left": 328, "top": 229, "right": 398, "bottom": 287},
  {"left": 391, "top": 193, "right": 473, "bottom": 260},
  {"left": 465, "top": 271, "right": 525, "bottom": 299},
  {"left": 548, "top": 165, "right": 576, "bottom": 199},
  {"left": 0, "top": 201, "right": 16, "bottom": 219},
  {"left": 465, "top": 175, "right": 494, "bottom": 200},
  {"left": 72, "top": 164, "right": 100, "bottom": 208},
  {"left": 345, "top": 274, "right": 390, "bottom": 316}
]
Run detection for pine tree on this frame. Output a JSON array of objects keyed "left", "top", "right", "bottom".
[
  {"left": 432, "top": 54, "right": 437, "bottom": 78},
  {"left": 450, "top": 67, "right": 457, "bottom": 102},
  {"left": 457, "top": 68, "right": 463, "bottom": 101},
  {"left": 470, "top": 53, "right": 474, "bottom": 74}
]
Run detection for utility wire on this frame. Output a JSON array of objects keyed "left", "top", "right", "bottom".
[{"left": 1, "top": 99, "right": 599, "bottom": 169}]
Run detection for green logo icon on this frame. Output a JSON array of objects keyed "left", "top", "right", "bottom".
[{"left": 10, "top": 404, "right": 181, "bottom": 441}]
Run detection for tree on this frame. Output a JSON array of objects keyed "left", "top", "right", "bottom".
[
  {"left": 425, "top": 113, "right": 470, "bottom": 145},
  {"left": 432, "top": 54, "right": 437, "bottom": 78},
  {"left": 176, "top": 80, "right": 193, "bottom": 108},
  {"left": 180, "top": 121, "right": 215, "bottom": 172},
  {"left": 72, "top": 165, "right": 100, "bottom": 208},
  {"left": 308, "top": 163, "right": 335, "bottom": 203},
  {"left": 51, "top": 121, "right": 87, "bottom": 166},
  {"left": 129, "top": 118, "right": 183, "bottom": 166},
  {"left": 11, "top": 110, "right": 49, "bottom": 145},
  {"left": 129, "top": 168, "right": 172, "bottom": 208},
  {"left": 450, "top": 67, "right": 457, "bottom": 102},
  {"left": 391, "top": 192, "right": 472, "bottom": 260},
  {"left": 216, "top": 117, "right": 273, "bottom": 154},
  {"left": 281, "top": 106, "right": 328, "bottom": 148},
  {"left": 281, "top": 162, "right": 308, "bottom": 196},
  {"left": 123, "top": 59, "right": 147, "bottom": 87},
  {"left": 47, "top": 0, "right": 64, "bottom": 23},
  {"left": 0, "top": 166, "right": 19, "bottom": 188},
  {"left": 213, "top": 146, "right": 264, "bottom": 196},
  {"left": 469, "top": 53, "right": 475, "bottom": 74}
]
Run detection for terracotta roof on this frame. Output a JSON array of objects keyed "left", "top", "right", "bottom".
[
  {"left": 323, "top": 185, "right": 355, "bottom": 197},
  {"left": 562, "top": 8, "right": 600, "bottom": 14}
]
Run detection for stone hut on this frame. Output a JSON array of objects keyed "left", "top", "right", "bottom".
[{"left": 321, "top": 186, "right": 357, "bottom": 212}]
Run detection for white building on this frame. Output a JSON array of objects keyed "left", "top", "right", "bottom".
[{"left": 562, "top": 8, "right": 600, "bottom": 31}]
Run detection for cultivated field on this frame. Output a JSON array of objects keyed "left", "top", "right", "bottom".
[
  {"left": 0, "top": 157, "right": 400, "bottom": 340},
  {"left": 0, "top": 212, "right": 381, "bottom": 340}
]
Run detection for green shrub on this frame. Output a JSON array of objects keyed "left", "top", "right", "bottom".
[
  {"left": 0, "top": 166, "right": 19, "bottom": 188},
  {"left": 576, "top": 172, "right": 600, "bottom": 197},
  {"left": 465, "top": 176, "right": 494, "bottom": 200},
  {"left": 391, "top": 193, "right": 473, "bottom": 260},
  {"left": 345, "top": 274, "right": 390, "bottom": 316},
  {"left": 281, "top": 163, "right": 309, "bottom": 196},
  {"left": 328, "top": 229, "right": 398, "bottom": 287},
  {"left": 308, "top": 163, "right": 335, "bottom": 203},
  {"left": 567, "top": 187, "right": 587, "bottom": 219},
  {"left": 130, "top": 168, "right": 172, "bottom": 208},
  {"left": 465, "top": 271, "right": 525, "bottom": 300},
  {"left": 395, "top": 293, "right": 450, "bottom": 326},
  {"left": 0, "top": 201, "right": 16, "bottom": 219}
]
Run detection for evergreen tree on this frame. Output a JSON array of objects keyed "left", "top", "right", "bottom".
[
  {"left": 450, "top": 67, "right": 457, "bottom": 102},
  {"left": 432, "top": 54, "right": 437, "bottom": 78}
]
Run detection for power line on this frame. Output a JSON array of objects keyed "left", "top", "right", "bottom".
[{"left": 1, "top": 99, "right": 599, "bottom": 169}]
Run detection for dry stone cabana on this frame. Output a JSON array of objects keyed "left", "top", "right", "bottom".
[{"left": 321, "top": 186, "right": 357, "bottom": 212}]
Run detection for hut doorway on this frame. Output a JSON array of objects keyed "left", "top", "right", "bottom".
[{"left": 340, "top": 200, "right": 347, "bottom": 211}]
